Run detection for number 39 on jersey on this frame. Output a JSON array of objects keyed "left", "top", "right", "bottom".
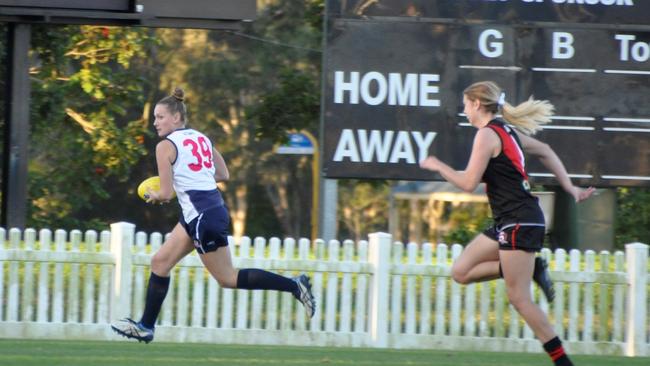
[{"left": 183, "top": 136, "right": 213, "bottom": 172}]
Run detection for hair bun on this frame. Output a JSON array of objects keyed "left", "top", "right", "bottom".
[{"left": 172, "top": 87, "right": 185, "bottom": 101}]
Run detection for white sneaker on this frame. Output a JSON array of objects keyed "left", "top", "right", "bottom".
[
  {"left": 111, "top": 318, "right": 154, "bottom": 343},
  {"left": 293, "top": 274, "right": 316, "bottom": 318}
]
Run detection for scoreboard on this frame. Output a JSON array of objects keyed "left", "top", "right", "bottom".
[{"left": 321, "top": 0, "right": 650, "bottom": 187}]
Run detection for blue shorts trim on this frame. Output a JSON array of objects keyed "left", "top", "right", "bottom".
[{"left": 180, "top": 205, "right": 230, "bottom": 254}]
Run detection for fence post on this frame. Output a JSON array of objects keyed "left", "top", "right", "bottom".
[
  {"left": 368, "top": 232, "right": 391, "bottom": 348},
  {"left": 110, "top": 222, "right": 135, "bottom": 321},
  {"left": 625, "top": 242, "right": 648, "bottom": 357}
]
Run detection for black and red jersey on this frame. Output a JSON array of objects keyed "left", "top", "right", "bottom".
[{"left": 482, "top": 119, "right": 544, "bottom": 227}]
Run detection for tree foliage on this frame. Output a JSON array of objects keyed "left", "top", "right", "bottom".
[
  {"left": 615, "top": 187, "right": 650, "bottom": 246},
  {"left": 26, "top": 25, "right": 155, "bottom": 229},
  {"left": 249, "top": 68, "right": 320, "bottom": 143}
]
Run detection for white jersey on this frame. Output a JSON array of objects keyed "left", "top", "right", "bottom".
[{"left": 166, "top": 128, "right": 224, "bottom": 222}]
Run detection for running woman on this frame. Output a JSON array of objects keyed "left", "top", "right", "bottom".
[
  {"left": 111, "top": 87, "right": 316, "bottom": 343},
  {"left": 420, "top": 81, "right": 595, "bottom": 366}
]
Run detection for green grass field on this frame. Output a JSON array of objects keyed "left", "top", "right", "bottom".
[{"left": 1, "top": 339, "right": 648, "bottom": 366}]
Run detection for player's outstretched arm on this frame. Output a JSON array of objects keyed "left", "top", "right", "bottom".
[
  {"left": 519, "top": 133, "right": 595, "bottom": 202},
  {"left": 420, "top": 127, "right": 496, "bottom": 192}
]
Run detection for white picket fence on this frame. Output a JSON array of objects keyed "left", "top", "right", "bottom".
[{"left": 0, "top": 222, "right": 648, "bottom": 357}]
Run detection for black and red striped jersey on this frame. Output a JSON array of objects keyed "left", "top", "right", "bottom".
[{"left": 482, "top": 119, "right": 544, "bottom": 227}]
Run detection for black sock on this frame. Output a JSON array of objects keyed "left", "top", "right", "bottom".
[
  {"left": 543, "top": 336, "right": 573, "bottom": 366},
  {"left": 236, "top": 268, "right": 298, "bottom": 295},
  {"left": 139, "top": 272, "right": 170, "bottom": 329}
]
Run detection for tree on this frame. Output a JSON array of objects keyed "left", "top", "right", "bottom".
[
  {"left": 26, "top": 25, "right": 155, "bottom": 229},
  {"left": 249, "top": 68, "right": 320, "bottom": 143}
]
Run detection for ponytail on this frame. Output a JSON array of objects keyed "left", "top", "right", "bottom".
[
  {"left": 463, "top": 81, "right": 554, "bottom": 136},
  {"left": 501, "top": 97, "right": 554, "bottom": 136}
]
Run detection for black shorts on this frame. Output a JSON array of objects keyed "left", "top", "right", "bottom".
[
  {"left": 483, "top": 223, "right": 545, "bottom": 252},
  {"left": 180, "top": 205, "right": 230, "bottom": 254}
]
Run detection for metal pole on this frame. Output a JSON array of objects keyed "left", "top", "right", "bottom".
[
  {"left": 319, "top": 178, "right": 338, "bottom": 242},
  {"left": 1, "top": 23, "right": 31, "bottom": 229},
  {"left": 316, "top": 0, "right": 337, "bottom": 243},
  {"left": 301, "top": 130, "right": 320, "bottom": 241}
]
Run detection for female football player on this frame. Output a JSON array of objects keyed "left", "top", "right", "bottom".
[
  {"left": 420, "top": 81, "right": 595, "bottom": 366},
  {"left": 112, "top": 88, "right": 315, "bottom": 343}
]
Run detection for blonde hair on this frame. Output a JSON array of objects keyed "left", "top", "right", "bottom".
[
  {"left": 157, "top": 87, "right": 188, "bottom": 123},
  {"left": 463, "top": 81, "right": 554, "bottom": 135}
]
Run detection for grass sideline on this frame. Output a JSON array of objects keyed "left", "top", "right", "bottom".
[{"left": 1, "top": 339, "right": 649, "bottom": 366}]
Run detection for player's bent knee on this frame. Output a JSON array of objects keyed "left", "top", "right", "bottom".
[
  {"left": 212, "top": 269, "right": 238, "bottom": 289},
  {"left": 451, "top": 265, "right": 470, "bottom": 284},
  {"left": 216, "top": 277, "right": 236, "bottom": 289}
]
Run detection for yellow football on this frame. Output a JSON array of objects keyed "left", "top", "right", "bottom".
[{"left": 137, "top": 176, "right": 176, "bottom": 201}]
